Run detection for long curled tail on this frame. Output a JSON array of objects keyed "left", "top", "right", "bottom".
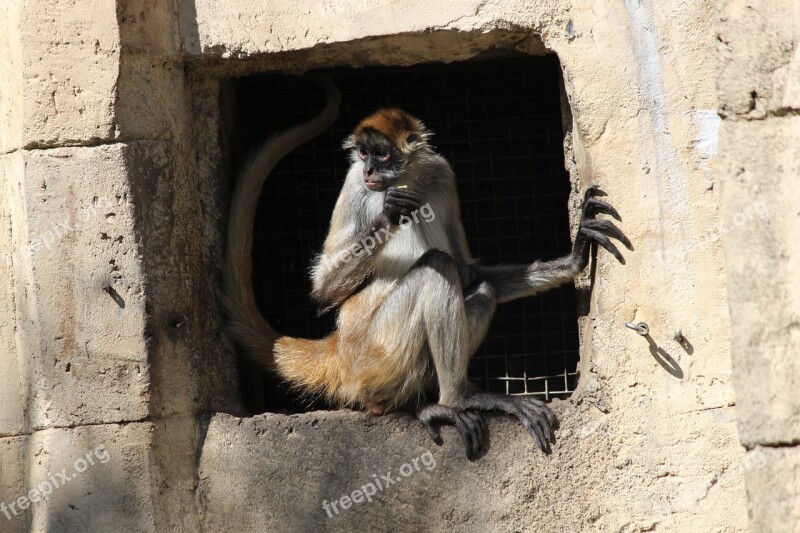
[{"left": 222, "top": 76, "right": 341, "bottom": 371}]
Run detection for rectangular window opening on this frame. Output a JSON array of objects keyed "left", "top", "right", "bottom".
[{"left": 231, "top": 54, "right": 580, "bottom": 414}]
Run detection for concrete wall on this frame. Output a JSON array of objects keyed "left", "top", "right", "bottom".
[
  {"left": 0, "top": 1, "right": 237, "bottom": 530},
  {"left": 718, "top": 0, "right": 800, "bottom": 531},
  {"left": 0, "top": 0, "right": 775, "bottom": 530}
]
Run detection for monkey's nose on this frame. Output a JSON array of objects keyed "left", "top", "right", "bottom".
[{"left": 366, "top": 166, "right": 375, "bottom": 176}]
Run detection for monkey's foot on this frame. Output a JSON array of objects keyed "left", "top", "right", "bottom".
[
  {"left": 458, "top": 392, "right": 558, "bottom": 454},
  {"left": 366, "top": 402, "right": 385, "bottom": 416},
  {"left": 417, "top": 404, "right": 488, "bottom": 460}
]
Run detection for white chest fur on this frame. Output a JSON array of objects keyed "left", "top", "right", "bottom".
[{"left": 372, "top": 194, "right": 452, "bottom": 279}]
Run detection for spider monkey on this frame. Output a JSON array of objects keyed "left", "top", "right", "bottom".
[{"left": 223, "top": 77, "right": 631, "bottom": 459}]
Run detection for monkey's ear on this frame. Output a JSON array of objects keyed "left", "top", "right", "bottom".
[
  {"left": 342, "top": 134, "right": 357, "bottom": 150},
  {"left": 408, "top": 127, "right": 432, "bottom": 147}
]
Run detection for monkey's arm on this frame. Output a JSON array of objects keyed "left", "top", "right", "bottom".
[
  {"left": 311, "top": 186, "right": 422, "bottom": 309},
  {"left": 470, "top": 186, "right": 632, "bottom": 303},
  {"left": 311, "top": 214, "right": 390, "bottom": 309}
]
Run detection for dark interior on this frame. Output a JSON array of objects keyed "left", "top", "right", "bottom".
[{"left": 231, "top": 54, "right": 580, "bottom": 413}]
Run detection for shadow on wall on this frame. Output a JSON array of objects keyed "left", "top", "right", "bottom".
[
  {"left": 178, "top": 0, "right": 201, "bottom": 56},
  {"left": 644, "top": 333, "right": 687, "bottom": 379}
]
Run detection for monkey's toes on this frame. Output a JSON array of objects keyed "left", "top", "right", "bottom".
[
  {"left": 418, "top": 405, "right": 488, "bottom": 460},
  {"left": 515, "top": 398, "right": 558, "bottom": 454}
]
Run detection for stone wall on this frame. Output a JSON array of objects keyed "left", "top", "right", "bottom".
[
  {"left": 718, "top": 0, "right": 800, "bottom": 531},
  {"left": 0, "top": 0, "right": 769, "bottom": 530}
]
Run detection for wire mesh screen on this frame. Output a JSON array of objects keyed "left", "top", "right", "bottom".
[{"left": 235, "top": 54, "right": 579, "bottom": 411}]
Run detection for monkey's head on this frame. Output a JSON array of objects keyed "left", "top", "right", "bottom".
[{"left": 344, "top": 108, "right": 430, "bottom": 192}]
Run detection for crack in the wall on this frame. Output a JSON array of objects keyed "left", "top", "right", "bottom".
[
  {"left": 746, "top": 440, "right": 800, "bottom": 450},
  {"left": 0, "top": 416, "right": 153, "bottom": 440},
  {"left": 437, "top": 0, "right": 490, "bottom": 29},
  {"left": 22, "top": 138, "right": 165, "bottom": 151},
  {"left": 721, "top": 106, "right": 800, "bottom": 121}
]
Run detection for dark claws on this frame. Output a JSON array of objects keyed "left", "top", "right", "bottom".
[
  {"left": 583, "top": 184, "right": 602, "bottom": 202},
  {"left": 577, "top": 185, "right": 630, "bottom": 264},
  {"left": 582, "top": 219, "right": 633, "bottom": 250},
  {"left": 584, "top": 197, "right": 622, "bottom": 221},
  {"left": 519, "top": 412, "right": 548, "bottom": 452},
  {"left": 582, "top": 228, "right": 625, "bottom": 264},
  {"left": 517, "top": 402, "right": 552, "bottom": 442}
]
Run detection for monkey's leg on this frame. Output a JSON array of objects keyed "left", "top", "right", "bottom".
[
  {"left": 417, "top": 278, "right": 498, "bottom": 459},
  {"left": 370, "top": 249, "right": 472, "bottom": 404},
  {"left": 367, "top": 249, "right": 488, "bottom": 458},
  {"left": 418, "top": 278, "right": 558, "bottom": 455},
  {"left": 463, "top": 279, "right": 498, "bottom": 356},
  {"left": 458, "top": 278, "right": 559, "bottom": 453}
]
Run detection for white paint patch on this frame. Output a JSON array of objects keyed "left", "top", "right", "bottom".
[
  {"left": 686, "top": 109, "right": 720, "bottom": 160},
  {"left": 683, "top": 109, "right": 720, "bottom": 186}
]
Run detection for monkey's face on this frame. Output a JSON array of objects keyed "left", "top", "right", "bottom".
[{"left": 355, "top": 132, "right": 405, "bottom": 192}]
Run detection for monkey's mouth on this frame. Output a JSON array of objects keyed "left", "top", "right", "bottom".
[{"left": 363, "top": 178, "right": 384, "bottom": 191}]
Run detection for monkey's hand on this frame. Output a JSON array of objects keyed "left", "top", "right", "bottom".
[
  {"left": 572, "top": 185, "right": 633, "bottom": 271},
  {"left": 417, "top": 404, "right": 488, "bottom": 461},
  {"left": 383, "top": 186, "right": 423, "bottom": 226}
]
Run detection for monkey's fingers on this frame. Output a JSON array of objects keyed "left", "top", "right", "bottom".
[
  {"left": 517, "top": 400, "right": 555, "bottom": 442},
  {"left": 418, "top": 405, "right": 487, "bottom": 459},
  {"left": 583, "top": 184, "right": 603, "bottom": 203},
  {"left": 583, "top": 197, "right": 622, "bottom": 221},
  {"left": 386, "top": 197, "right": 422, "bottom": 211},
  {"left": 526, "top": 398, "right": 559, "bottom": 430},
  {"left": 584, "top": 184, "right": 600, "bottom": 200},
  {"left": 582, "top": 219, "right": 633, "bottom": 250},
  {"left": 518, "top": 402, "right": 558, "bottom": 453},
  {"left": 514, "top": 405, "right": 551, "bottom": 453},
  {"left": 466, "top": 410, "right": 488, "bottom": 458},
  {"left": 418, "top": 405, "right": 446, "bottom": 445},
  {"left": 581, "top": 228, "right": 625, "bottom": 264},
  {"left": 454, "top": 410, "right": 487, "bottom": 460},
  {"left": 386, "top": 187, "right": 422, "bottom": 202},
  {"left": 422, "top": 420, "right": 445, "bottom": 446}
]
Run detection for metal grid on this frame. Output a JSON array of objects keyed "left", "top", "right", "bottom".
[{"left": 235, "top": 55, "right": 579, "bottom": 410}]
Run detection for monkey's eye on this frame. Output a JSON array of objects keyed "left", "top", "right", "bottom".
[
  {"left": 357, "top": 146, "right": 368, "bottom": 160},
  {"left": 374, "top": 148, "right": 390, "bottom": 161}
]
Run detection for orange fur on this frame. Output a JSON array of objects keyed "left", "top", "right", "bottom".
[
  {"left": 274, "top": 284, "right": 409, "bottom": 409},
  {"left": 335, "top": 283, "right": 430, "bottom": 410},
  {"left": 273, "top": 334, "right": 345, "bottom": 404},
  {"left": 349, "top": 108, "right": 427, "bottom": 153}
]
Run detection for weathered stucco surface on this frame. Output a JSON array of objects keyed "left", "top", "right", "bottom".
[
  {"left": 718, "top": 0, "right": 800, "bottom": 531},
  {"left": 1, "top": 0, "right": 788, "bottom": 530}
]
